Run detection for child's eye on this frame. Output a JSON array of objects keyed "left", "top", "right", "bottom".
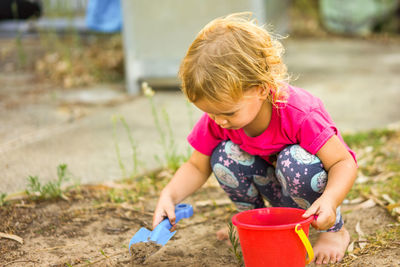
[{"left": 222, "top": 112, "right": 236, "bottom": 117}]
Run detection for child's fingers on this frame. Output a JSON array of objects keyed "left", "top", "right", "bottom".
[
  {"left": 152, "top": 211, "right": 166, "bottom": 229},
  {"left": 313, "top": 212, "right": 335, "bottom": 230},
  {"left": 302, "top": 203, "right": 319, "bottom": 218},
  {"left": 165, "top": 205, "right": 176, "bottom": 225}
]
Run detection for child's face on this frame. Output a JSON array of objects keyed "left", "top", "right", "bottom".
[{"left": 194, "top": 86, "right": 269, "bottom": 130}]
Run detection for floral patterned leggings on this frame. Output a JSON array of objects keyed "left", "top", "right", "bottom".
[{"left": 210, "top": 140, "right": 343, "bottom": 232}]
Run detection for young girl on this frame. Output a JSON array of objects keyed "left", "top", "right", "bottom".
[{"left": 152, "top": 13, "right": 357, "bottom": 265}]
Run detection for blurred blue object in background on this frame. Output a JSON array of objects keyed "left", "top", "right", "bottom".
[{"left": 86, "top": 0, "right": 122, "bottom": 32}]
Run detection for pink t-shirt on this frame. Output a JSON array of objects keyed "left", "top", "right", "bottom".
[{"left": 187, "top": 85, "right": 356, "bottom": 164}]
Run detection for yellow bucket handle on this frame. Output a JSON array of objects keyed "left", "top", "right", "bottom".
[{"left": 295, "top": 224, "right": 314, "bottom": 264}]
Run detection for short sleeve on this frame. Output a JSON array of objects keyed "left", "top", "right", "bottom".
[
  {"left": 297, "top": 108, "right": 337, "bottom": 155},
  {"left": 187, "top": 113, "right": 224, "bottom": 156}
]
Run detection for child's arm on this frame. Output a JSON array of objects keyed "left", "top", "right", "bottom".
[
  {"left": 152, "top": 149, "right": 212, "bottom": 229},
  {"left": 302, "top": 135, "right": 358, "bottom": 230}
]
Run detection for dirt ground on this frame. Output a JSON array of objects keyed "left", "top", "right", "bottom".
[
  {"left": 0, "top": 183, "right": 239, "bottom": 267},
  {"left": 1, "top": 176, "right": 399, "bottom": 267}
]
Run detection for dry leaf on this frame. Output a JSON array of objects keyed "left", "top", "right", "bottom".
[
  {"left": 355, "top": 222, "right": 367, "bottom": 249},
  {"left": 348, "top": 253, "right": 358, "bottom": 259},
  {"left": 373, "top": 172, "right": 394, "bottom": 182},
  {"left": 370, "top": 187, "right": 380, "bottom": 197},
  {"left": 364, "top": 190, "right": 386, "bottom": 207},
  {"left": 342, "top": 198, "right": 375, "bottom": 212},
  {"left": 0, "top": 232, "right": 24, "bottom": 244},
  {"left": 388, "top": 206, "right": 400, "bottom": 218},
  {"left": 347, "top": 241, "right": 355, "bottom": 253},
  {"left": 356, "top": 199, "right": 376, "bottom": 210},
  {"left": 382, "top": 194, "right": 396, "bottom": 205},
  {"left": 4, "top": 191, "right": 29, "bottom": 201},
  {"left": 355, "top": 173, "right": 370, "bottom": 184},
  {"left": 343, "top": 197, "right": 365, "bottom": 205},
  {"left": 156, "top": 169, "right": 174, "bottom": 179},
  {"left": 355, "top": 222, "right": 365, "bottom": 238}
]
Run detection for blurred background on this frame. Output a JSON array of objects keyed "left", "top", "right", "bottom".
[
  {"left": 1, "top": 0, "right": 399, "bottom": 90},
  {"left": 0, "top": 0, "right": 399, "bottom": 193}
]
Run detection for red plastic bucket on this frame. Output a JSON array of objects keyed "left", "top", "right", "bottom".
[{"left": 232, "top": 207, "right": 314, "bottom": 267}]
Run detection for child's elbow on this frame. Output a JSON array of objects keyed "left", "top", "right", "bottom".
[{"left": 346, "top": 157, "right": 358, "bottom": 178}]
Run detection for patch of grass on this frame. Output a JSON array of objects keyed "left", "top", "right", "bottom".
[
  {"left": 108, "top": 189, "right": 125, "bottom": 204},
  {"left": 26, "top": 164, "right": 70, "bottom": 200},
  {"left": 228, "top": 222, "right": 243, "bottom": 266},
  {"left": 343, "top": 129, "right": 395, "bottom": 148},
  {"left": 35, "top": 32, "right": 124, "bottom": 88},
  {"left": 371, "top": 223, "right": 400, "bottom": 243},
  {"left": 358, "top": 224, "right": 400, "bottom": 255},
  {"left": 41, "top": 0, "right": 86, "bottom": 18},
  {"left": 347, "top": 128, "right": 400, "bottom": 203},
  {"left": 377, "top": 174, "right": 400, "bottom": 202},
  {"left": 343, "top": 224, "right": 400, "bottom": 265},
  {"left": 387, "top": 162, "right": 400, "bottom": 173},
  {"left": 349, "top": 173, "right": 400, "bottom": 204},
  {"left": 0, "top": 193, "right": 7, "bottom": 206},
  {"left": 347, "top": 182, "right": 374, "bottom": 200}
]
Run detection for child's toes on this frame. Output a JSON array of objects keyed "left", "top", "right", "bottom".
[
  {"left": 329, "top": 252, "right": 338, "bottom": 264},
  {"left": 315, "top": 254, "right": 325, "bottom": 264},
  {"left": 322, "top": 255, "right": 330, "bottom": 264},
  {"left": 216, "top": 227, "right": 229, "bottom": 240}
]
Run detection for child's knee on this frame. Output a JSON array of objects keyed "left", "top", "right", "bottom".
[
  {"left": 276, "top": 144, "right": 328, "bottom": 196},
  {"left": 210, "top": 141, "right": 245, "bottom": 188},
  {"left": 277, "top": 145, "right": 324, "bottom": 175}
]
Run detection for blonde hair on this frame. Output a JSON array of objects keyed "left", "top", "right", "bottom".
[{"left": 179, "top": 12, "right": 289, "bottom": 106}]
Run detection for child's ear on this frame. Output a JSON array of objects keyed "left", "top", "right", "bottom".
[{"left": 257, "top": 85, "right": 270, "bottom": 100}]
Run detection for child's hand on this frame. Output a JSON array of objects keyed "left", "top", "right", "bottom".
[
  {"left": 152, "top": 191, "right": 177, "bottom": 231},
  {"left": 302, "top": 195, "right": 337, "bottom": 230}
]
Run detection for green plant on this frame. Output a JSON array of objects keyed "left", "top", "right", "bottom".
[
  {"left": 160, "top": 108, "right": 186, "bottom": 171},
  {"left": 112, "top": 115, "right": 142, "bottom": 178},
  {"left": 108, "top": 189, "right": 125, "bottom": 203},
  {"left": 0, "top": 193, "right": 7, "bottom": 206},
  {"left": 120, "top": 117, "right": 140, "bottom": 175},
  {"left": 26, "top": 164, "right": 70, "bottom": 200},
  {"left": 142, "top": 82, "right": 186, "bottom": 172},
  {"left": 228, "top": 222, "right": 243, "bottom": 266},
  {"left": 100, "top": 249, "right": 108, "bottom": 258},
  {"left": 112, "top": 115, "right": 127, "bottom": 177}
]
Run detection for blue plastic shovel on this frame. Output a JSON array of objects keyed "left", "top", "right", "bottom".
[{"left": 129, "top": 203, "right": 193, "bottom": 250}]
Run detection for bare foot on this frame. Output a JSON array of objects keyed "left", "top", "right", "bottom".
[
  {"left": 216, "top": 226, "right": 240, "bottom": 246},
  {"left": 312, "top": 227, "right": 350, "bottom": 265},
  {"left": 216, "top": 226, "right": 229, "bottom": 241}
]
